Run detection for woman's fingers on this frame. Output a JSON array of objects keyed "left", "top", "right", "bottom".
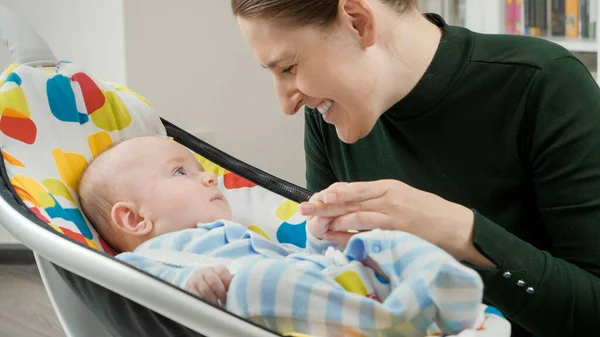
[
  {"left": 329, "top": 182, "right": 349, "bottom": 188},
  {"left": 300, "top": 181, "right": 393, "bottom": 216},
  {"left": 325, "top": 181, "right": 389, "bottom": 203},
  {"left": 328, "top": 211, "right": 391, "bottom": 232},
  {"left": 299, "top": 197, "right": 384, "bottom": 217},
  {"left": 309, "top": 182, "right": 348, "bottom": 203}
]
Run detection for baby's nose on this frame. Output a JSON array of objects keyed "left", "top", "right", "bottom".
[{"left": 202, "top": 172, "right": 218, "bottom": 186}]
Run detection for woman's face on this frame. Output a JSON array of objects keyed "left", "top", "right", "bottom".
[{"left": 237, "top": 14, "right": 385, "bottom": 143}]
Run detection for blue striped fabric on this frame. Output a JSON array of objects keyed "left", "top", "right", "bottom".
[{"left": 117, "top": 220, "right": 488, "bottom": 336}]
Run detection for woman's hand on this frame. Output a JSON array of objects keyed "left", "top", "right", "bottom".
[{"left": 299, "top": 180, "right": 495, "bottom": 268}]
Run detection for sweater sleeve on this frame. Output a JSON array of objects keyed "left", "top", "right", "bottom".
[
  {"left": 117, "top": 252, "right": 198, "bottom": 289},
  {"left": 304, "top": 108, "right": 337, "bottom": 193},
  {"left": 467, "top": 56, "right": 600, "bottom": 336}
]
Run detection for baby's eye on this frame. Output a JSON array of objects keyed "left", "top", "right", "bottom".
[{"left": 173, "top": 167, "right": 186, "bottom": 176}]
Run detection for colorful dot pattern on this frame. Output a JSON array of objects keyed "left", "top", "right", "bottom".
[{"left": 0, "top": 62, "right": 308, "bottom": 255}]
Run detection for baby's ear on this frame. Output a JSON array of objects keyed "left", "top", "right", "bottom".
[{"left": 111, "top": 202, "right": 153, "bottom": 236}]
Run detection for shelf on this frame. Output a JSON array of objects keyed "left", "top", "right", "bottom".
[{"left": 540, "top": 37, "right": 598, "bottom": 53}]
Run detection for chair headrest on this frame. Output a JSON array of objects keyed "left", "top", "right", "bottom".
[
  {"left": 0, "top": 4, "right": 57, "bottom": 64},
  {"left": 0, "top": 61, "right": 165, "bottom": 254},
  {"left": 0, "top": 61, "right": 309, "bottom": 256}
]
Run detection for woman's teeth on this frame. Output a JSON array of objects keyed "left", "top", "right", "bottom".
[{"left": 317, "top": 100, "right": 333, "bottom": 115}]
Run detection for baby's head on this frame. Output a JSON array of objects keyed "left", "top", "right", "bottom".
[{"left": 78, "top": 136, "right": 232, "bottom": 253}]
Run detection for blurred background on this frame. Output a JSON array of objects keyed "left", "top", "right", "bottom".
[{"left": 420, "top": 0, "right": 598, "bottom": 79}]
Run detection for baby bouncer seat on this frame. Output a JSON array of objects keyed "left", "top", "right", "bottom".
[{"left": 0, "top": 5, "right": 511, "bottom": 337}]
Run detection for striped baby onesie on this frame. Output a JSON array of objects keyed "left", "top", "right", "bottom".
[{"left": 117, "top": 220, "right": 485, "bottom": 336}]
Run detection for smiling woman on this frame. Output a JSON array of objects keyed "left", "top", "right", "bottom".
[
  {"left": 230, "top": 0, "right": 600, "bottom": 336},
  {"left": 234, "top": 0, "right": 432, "bottom": 144}
]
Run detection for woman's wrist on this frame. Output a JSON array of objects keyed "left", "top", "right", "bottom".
[
  {"left": 463, "top": 244, "right": 497, "bottom": 268},
  {"left": 450, "top": 204, "right": 497, "bottom": 269},
  {"left": 457, "top": 206, "right": 497, "bottom": 268}
]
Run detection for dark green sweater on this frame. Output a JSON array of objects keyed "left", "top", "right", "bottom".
[{"left": 304, "top": 13, "right": 600, "bottom": 337}]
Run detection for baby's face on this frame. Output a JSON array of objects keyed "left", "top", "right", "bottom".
[{"left": 113, "top": 137, "right": 232, "bottom": 237}]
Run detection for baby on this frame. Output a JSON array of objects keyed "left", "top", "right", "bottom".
[
  {"left": 77, "top": 136, "right": 488, "bottom": 337},
  {"left": 79, "top": 136, "right": 383, "bottom": 303},
  {"left": 78, "top": 136, "right": 241, "bottom": 303}
]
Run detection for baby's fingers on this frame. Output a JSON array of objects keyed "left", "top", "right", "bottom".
[
  {"left": 196, "top": 284, "right": 219, "bottom": 305},
  {"left": 214, "top": 266, "right": 233, "bottom": 290},
  {"left": 308, "top": 216, "right": 333, "bottom": 238},
  {"left": 324, "top": 231, "right": 357, "bottom": 246},
  {"left": 203, "top": 270, "right": 228, "bottom": 306}
]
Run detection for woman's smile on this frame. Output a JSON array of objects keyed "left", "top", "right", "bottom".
[{"left": 316, "top": 99, "right": 335, "bottom": 123}]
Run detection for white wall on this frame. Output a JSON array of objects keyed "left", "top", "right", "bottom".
[
  {"left": 0, "top": 0, "right": 126, "bottom": 84},
  {"left": 0, "top": 0, "right": 306, "bottom": 243},
  {"left": 0, "top": 0, "right": 126, "bottom": 243},
  {"left": 123, "top": 0, "right": 306, "bottom": 186}
]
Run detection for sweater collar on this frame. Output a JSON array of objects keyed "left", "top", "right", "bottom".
[{"left": 385, "top": 13, "right": 473, "bottom": 119}]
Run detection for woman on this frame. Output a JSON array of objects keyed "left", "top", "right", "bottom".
[{"left": 230, "top": 0, "right": 600, "bottom": 336}]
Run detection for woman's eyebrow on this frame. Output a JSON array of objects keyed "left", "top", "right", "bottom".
[{"left": 262, "top": 55, "right": 294, "bottom": 69}]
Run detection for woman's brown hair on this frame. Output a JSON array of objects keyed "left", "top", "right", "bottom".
[{"left": 231, "top": 0, "right": 416, "bottom": 27}]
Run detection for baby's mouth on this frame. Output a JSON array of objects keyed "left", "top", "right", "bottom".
[{"left": 210, "top": 192, "right": 224, "bottom": 202}]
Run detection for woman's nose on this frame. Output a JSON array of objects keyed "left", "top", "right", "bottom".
[
  {"left": 280, "top": 93, "right": 303, "bottom": 115},
  {"left": 275, "top": 79, "right": 303, "bottom": 115},
  {"left": 201, "top": 172, "right": 218, "bottom": 187}
]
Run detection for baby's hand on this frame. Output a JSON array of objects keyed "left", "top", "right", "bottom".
[
  {"left": 307, "top": 183, "right": 346, "bottom": 240},
  {"left": 184, "top": 266, "right": 232, "bottom": 306},
  {"left": 307, "top": 215, "right": 333, "bottom": 240}
]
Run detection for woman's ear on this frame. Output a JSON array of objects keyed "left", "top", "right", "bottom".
[
  {"left": 111, "top": 201, "right": 153, "bottom": 237},
  {"left": 339, "top": 0, "right": 377, "bottom": 49}
]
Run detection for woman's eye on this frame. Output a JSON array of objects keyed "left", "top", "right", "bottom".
[
  {"left": 174, "top": 167, "right": 186, "bottom": 176},
  {"left": 282, "top": 65, "right": 295, "bottom": 74}
]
